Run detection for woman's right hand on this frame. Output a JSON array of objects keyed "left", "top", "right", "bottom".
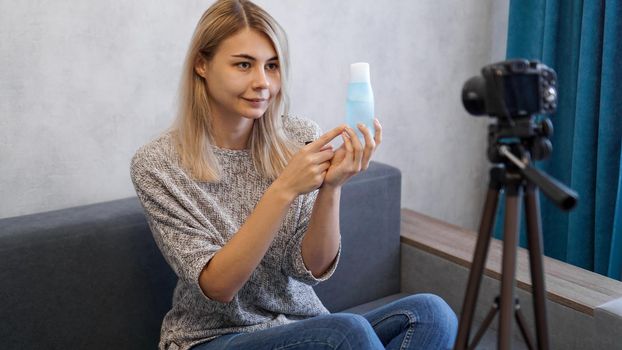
[{"left": 274, "top": 125, "right": 347, "bottom": 198}]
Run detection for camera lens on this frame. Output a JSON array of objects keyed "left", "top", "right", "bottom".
[{"left": 461, "top": 76, "right": 487, "bottom": 116}]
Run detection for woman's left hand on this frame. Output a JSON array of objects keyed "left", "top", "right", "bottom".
[{"left": 323, "top": 118, "right": 383, "bottom": 189}]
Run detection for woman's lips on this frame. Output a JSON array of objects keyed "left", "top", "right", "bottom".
[{"left": 242, "top": 98, "right": 267, "bottom": 107}]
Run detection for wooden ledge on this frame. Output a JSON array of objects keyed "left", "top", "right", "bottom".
[{"left": 400, "top": 208, "right": 622, "bottom": 316}]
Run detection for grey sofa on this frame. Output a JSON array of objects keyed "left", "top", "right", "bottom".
[{"left": 0, "top": 161, "right": 406, "bottom": 349}]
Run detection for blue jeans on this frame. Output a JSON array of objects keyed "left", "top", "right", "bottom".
[{"left": 191, "top": 294, "right": 457, "bottom": 350}]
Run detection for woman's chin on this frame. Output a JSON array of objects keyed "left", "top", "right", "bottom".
[{"left": 241, "top": 109, "right": 268, "bottom": 120}]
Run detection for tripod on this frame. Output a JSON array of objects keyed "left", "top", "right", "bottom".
[{"left": 453, "top": 145, "right": 577, "bottom": 350}]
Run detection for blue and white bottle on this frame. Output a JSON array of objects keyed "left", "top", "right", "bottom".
[{"left": 346, "top": 62, "right": 375, "bottom": 140}]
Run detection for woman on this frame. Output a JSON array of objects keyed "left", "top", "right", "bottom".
[{"left": 130, "top": 1, "right": 457, "bottom": 349}]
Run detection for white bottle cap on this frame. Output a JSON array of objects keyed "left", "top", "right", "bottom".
[{"left": 350, "top": 62, "right": 371, "bottom": 83}]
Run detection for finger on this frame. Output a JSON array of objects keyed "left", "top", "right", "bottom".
[
  {"left": 344, "top": 126, "right": 362, "bottom": 153},
  {"left": 306, "top": 124, "right": 347, "bottom": 151},
  {"left": 358, "top": 123, "right": 376, "bottom": 171},
  {"left": 374, "top": 118, "right": 382, "bottom": 146},
  {"left": 318, "top": 161, "right": 331, "bottom": 172},
  {"left": 334, "top": 143, "right": 347, "bottom": 157},
  {"left": 347, "top": 126, "right": 363, "bottom": 168},
  {"left": 320, "top": 144, "right": 333, "bottom": 151},
  {"left": 315, "top": 148, "right": 335, "bottom": 163},
  {"left": 341, "top": 131, "right": 354, "bottom": 161}
]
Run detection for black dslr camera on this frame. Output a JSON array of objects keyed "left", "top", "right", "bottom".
[
  {"left": 461, "top": 59, "right": 557, "bottom": 118},
  {"left": 461, "top": 59, "right": 558, "bottom": 161}
]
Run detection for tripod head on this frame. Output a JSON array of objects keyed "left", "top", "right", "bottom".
[{"left": 462, "top": 59, "right": 578, "bottom": 211}]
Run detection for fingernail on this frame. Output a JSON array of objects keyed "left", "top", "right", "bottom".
[{"left": 357, "top": 123, "right": 365, "bottom": 129}]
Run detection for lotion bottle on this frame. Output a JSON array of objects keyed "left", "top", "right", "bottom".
[{"left": 346, "top": 62, "right": 375, "bottom": 140}]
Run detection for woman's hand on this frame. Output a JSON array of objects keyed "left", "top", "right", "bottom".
[
  {"left": 323, "top": 119, "right": 383, "bottom": 189},
  {"left": 273, "top": 125, "right": 347, "bottom": 199}
]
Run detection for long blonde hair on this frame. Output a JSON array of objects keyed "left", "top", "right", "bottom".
[{"left": 170, "top": 0, "right": 299, "bottom": 182}]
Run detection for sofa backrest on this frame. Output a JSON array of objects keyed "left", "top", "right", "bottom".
[{"left": 0, "top": 161, "right": 401, "bottom": 349}]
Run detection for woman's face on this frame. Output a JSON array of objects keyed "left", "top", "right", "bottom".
[{"left": 199, "top": 28, "right": 281, "bottom": 121}]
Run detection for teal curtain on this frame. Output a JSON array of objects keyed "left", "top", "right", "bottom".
[{"left": 494, "top": 0, "right": 622, "bottom": 280}]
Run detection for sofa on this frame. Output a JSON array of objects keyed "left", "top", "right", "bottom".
[{"left": 0, "top": 161, "right": 407, "bottom": 349}]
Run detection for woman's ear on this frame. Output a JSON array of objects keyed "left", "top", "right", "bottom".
[{"left": 194, "top": 56, "right": 207, "bottom": 78}]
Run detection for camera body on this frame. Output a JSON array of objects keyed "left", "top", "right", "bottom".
[{"left": 462, "top": 59, "right": 557, "bottom": 118}]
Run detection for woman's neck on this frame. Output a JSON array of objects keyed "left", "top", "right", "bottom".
[{"left": 210, "top": 113, "right": 254, "bottom": 150}]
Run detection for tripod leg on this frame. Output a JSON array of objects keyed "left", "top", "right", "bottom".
[
  {"left": 524, "top": 183, "right": 550, "bottom": 350},
  {"left": 498, "top": 183, "right": 522, "bottom": 350},
  {"left": 467, "top": 298, "right": 499, "bottom": 350},
  {"left": 454, "top": 168, "right": 503, "bottom": 350},
  {"left": 514, "top": 299, "right": 535, "bottom": 350}
]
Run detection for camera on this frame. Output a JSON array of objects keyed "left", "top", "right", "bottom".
[{"left": 461, "top": 59, "right": 557, "bottom": 118}]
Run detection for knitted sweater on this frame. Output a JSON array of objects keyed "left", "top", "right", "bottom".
[{"left": 129, "top": 116, "right": 341, "bottom": 350}]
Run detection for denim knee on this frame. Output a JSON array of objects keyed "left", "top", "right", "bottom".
[
  {"left": 331, "top": 313, "right": 383, "bottom": 349},
  {"left": 330, "top": 313, "right": 374, "bottom": 336},
  {"left": 404, "top": 294, "right": 458, "bottom": 344}
]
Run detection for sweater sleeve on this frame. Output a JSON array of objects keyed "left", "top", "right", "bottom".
[
  {"left": 130, "top": 150, "right": 221, "bottom": 302},
  {"left": 281, "top": 189, "right": 342, "bottom": 286}
]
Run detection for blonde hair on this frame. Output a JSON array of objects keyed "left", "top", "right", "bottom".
[{"left": 170, "top": 0, "right": 299, "bottom": 182}]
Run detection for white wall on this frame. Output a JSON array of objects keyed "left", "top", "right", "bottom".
[{"left": 0, "top": 0, "right": 508, "bottom": 230}]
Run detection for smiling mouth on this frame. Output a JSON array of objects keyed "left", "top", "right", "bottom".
[{"left": 243, "top": 98, "right": 268, "bottom": 102}]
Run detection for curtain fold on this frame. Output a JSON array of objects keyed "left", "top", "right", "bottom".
[{"left": 497, "top": 0, "right": 621, "bottom": 280}]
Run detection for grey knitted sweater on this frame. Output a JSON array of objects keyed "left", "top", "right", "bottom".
[{"left": 130, "top": 116, "right": 341, "bottom": 350}]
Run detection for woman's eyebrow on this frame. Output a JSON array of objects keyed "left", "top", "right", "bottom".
[{"left": 231, "top": 54, "right": 278, "bottom": 61}]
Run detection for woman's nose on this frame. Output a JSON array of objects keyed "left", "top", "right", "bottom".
[{"left": 251, "top": 68, "right": 270, "bottom": 89}]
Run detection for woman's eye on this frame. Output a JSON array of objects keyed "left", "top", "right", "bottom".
[
  {"left": 266, "top": 63, "right": 279, "bottom": 71},
  {"left": 237, "top": 62, "right": 251, "bottom": 70}
]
